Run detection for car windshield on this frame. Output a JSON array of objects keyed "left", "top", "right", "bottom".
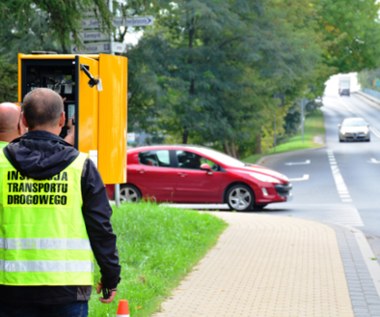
[
  {"left": 343, "top": 119, "right": 367, "bottom": 127},
  {"left": 195, "top": 147, "right": 245, "bottom": 167}
]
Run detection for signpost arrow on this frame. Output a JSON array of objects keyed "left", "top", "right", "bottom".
[
  {"left": 113, "top": 16, "right": 154, "bottom": 27},
  {"left": 81, "top": 18, "right": 101, "bottom": 29},
  {"left": 71, "top": 41, "right": 111, "bottom": 54},
  {"left": 79, "top": 30, "right": 111, "bottom": 42}
]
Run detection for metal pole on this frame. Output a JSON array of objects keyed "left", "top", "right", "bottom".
[
  {"left": 114, "top": 184, "right": 120, "bottom": 207},
  {"left": 301, "top": 99, "right": 306, "bottom": 143},
  {"left": 273, "top": 111, "right": 277, "bottom": 151},
  {"left": 109, "top": 0, "right": 114, "bottom": 54}
]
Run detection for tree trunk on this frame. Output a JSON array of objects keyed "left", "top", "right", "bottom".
[
  {"left": 255, "top": 133, "right": 262, "bottom": 154},
  {"left": 223, "top": 141, "right": 238, "bottom": 158},
  {"left": 182, "top": 127, "right": 189, "bottom": 144}
]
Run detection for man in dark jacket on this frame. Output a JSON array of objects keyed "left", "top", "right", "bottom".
[{"left": 0, "top": 88, "right": 120, "bottom": 317}]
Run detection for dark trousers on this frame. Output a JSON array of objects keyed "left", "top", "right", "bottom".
[{"left": 0, "top": 301, "right": 88, "bottom": 317}]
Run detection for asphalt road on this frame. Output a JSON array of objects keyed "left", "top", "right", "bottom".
[
  {"left": 261, "top": 89, "right": 380, "bottom": 264},
  {"left": 166, "top": 87, "right": 380, "bottom": 264}
]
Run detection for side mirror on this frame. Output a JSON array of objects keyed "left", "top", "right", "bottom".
[{"left": 200, "top": 163, "right": 212, "bottom": 171}]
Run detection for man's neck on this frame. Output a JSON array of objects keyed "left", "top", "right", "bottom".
[{"left": 29, "top": 126, "right": 61, "bottom": 136}]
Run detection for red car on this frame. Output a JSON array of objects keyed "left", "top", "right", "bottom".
[{"left": 107, "top": 145, "right": 292, "bottom": 211}]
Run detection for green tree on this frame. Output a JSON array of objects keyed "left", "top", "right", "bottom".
[
  {"left": 0, "top": 0, "right": 112, "bottom": 98},
  {"left": 315, "top": 0, "right": 380, "bottom": 72},
  {"left": 0, "top": 0, "right": 111, "bottom": 55},
  {"left": 127, "top": 0, "right": 324, "bottom": 156},
  {"left": 2, "top": 0, "right": 380, "bottom": 156},
  {"left": 0, "top": 56, "right": 17, "bottom": 101}
]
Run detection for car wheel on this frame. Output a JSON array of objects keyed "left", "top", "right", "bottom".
[
  {"left": 226, "top": 184, "right": 254, "bottom": 211},
  {"left": 120, "top": 184, "right": 141, "bottom": 203}
]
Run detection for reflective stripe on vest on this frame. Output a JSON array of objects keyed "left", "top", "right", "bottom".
[
  {"left": 0, "top": 152, "right": 95, "bottom": 286},
  {"left": 0, "top": 238, "right": 91, "bottom": 250},
  {"left": 0, "top": 260, "right": 93, "bottom": 272}
]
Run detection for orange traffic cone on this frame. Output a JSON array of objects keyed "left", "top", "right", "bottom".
[{"left": 116, "top": 299, "right": 130, "bottom": 317}]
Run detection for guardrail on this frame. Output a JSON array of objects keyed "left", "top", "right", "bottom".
[{"left": 355, "top": 89, "right": 380, "bottom": 107}]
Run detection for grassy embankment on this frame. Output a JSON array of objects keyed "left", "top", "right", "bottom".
[
  {"left": 89, "top": 203, "right": 227, "bottom": 317},
  {"left": 245, "top": 108, "right": 325, "bottom": 163},
  {"left": 88, "top": 108, "right": 325, "bottom": 316},
  {"left": 269, "top": 109, "right": 325, "bottom": 152}
]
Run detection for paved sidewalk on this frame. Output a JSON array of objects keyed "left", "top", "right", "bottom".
[{"left": 153, "top": 212, "right": 380, "bottom": 317}]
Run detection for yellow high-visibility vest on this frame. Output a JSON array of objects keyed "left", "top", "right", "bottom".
[{"left": 0, "top": 151, "right": 94, "bottom": 286}]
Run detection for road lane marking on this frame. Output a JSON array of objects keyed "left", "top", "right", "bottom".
[
  {"left": 327, "top": 149, "right": 352, "bottom": 203},
  {"left": 370, "top": 158, "right": 380, "bottom": 164},
  {"left": 370, "top": 127, "right": 380, "bottom": 138},
  {"left": 285, "top": 160, "right": 311, "bottom": 166},
  {"left": 289, "top": 174, "right": 309, "bottom": 182}
]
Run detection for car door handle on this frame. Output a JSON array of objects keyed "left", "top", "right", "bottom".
[
  {"left": 138, "top": 169, "right": 146, "bottom": 174},
  {"left": 178, "top": 172, "right": 187, "bottom": 177}
]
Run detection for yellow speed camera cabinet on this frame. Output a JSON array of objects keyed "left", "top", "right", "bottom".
[{"left": 18, "top": 53, "right": 127, "bottom": 184}]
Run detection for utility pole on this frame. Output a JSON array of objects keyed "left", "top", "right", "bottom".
[{"left": 300, "top": 98, "right": 307, "bottom": 143}]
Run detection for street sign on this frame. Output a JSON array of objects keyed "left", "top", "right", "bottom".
[
  {"left": 113, "top": 16, "right": 154, "bottom": 27},
  {"left": 79, "top": 30, "right": 110, "bottom": 42},
  {"left": 71, "top": 41, "right": 111, "bottom": 54},
  {"left": 112, "top": 42, "right": 126, "bottom": 54},
  {"left": 82, "top": 18, "right": 101, "bottom": 29}
]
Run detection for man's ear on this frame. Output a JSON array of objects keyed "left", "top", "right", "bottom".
[
  {"left": 17, "top": 119, "right": 27, "bottom": 136},
  {"left": 59, "top": 112, "right": 66, "bottom": 128},
  {"left": 21, "top": 113, "right": 29, "bottom": 128}
]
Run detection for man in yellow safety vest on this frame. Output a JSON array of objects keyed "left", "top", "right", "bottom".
[{"left": 0, "top": 88, "right": 121, "bottom": 317}]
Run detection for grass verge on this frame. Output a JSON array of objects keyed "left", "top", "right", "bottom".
[
  {"left": 245, "top": 108, "right": 325, "bottom": 163},
  {"left": 89, "top": 202, "right": 227, "bottom": 317}
]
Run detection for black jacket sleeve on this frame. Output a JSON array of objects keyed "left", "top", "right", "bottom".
[{"left": 81, "top": 159, "right": 121, "bottom": 289}]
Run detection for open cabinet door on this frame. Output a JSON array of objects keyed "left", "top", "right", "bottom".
[
  {"left": 98, "top": 54, "right": 128, "bottom": 184},
  {"left": 75, "top": 55, "right": 99, "bottom": 162}
]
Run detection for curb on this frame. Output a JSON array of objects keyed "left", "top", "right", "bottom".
[{"left": 349, "top": 226, "right": 380, "bottom": 297}]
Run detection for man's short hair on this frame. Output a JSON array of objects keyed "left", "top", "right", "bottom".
[{"left": 22, "top": 88, "right": 64, "bottom": 129}]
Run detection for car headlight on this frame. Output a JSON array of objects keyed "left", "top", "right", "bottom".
[{"left": 249, "top": 172, "right": 281, "bottom": 183}]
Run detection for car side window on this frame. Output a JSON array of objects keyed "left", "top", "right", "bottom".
[
  {"left": 139, "top": 150, "right": 170, "bottom": 167},
  {"left": 139, "top": 151, "right": 158, "bottom": 166},
  {"left": 155, "top": 150, "right": 170, "bottom": 166},
  {"left": 176, "top": 151, "right": 204, "bottom": 169}
]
